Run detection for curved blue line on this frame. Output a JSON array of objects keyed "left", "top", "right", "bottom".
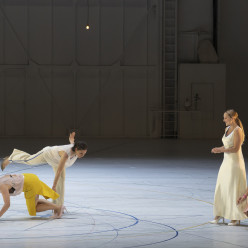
[
  {"left": 95, "top": 222, "right": 119, "bottom": 248},
  {"left": 121, "top": 219, "right": 178, "bottom": 248},
  {"left": 86, "top": 208, "right": 179, "bottom": 248},
  {"left": 0, "top": 206, "right": 178, "bottom": 248},
  {"left": 84, "top": 207, "right": 140, "bottom": 230},
  {"left": 69, "top": 207, "right": 178, "bottom": 247},
  {"left": 0, "top": 207, "right": 139, "bottom": 240}
]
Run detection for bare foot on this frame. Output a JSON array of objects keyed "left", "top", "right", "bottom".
[
  {"left": 1, "top": 157, "right": 10, "bottom": 171},
  {"left": 52, "top": 206, "right": 64, "bottom": 219},
  {"left": 52, "top": 209, "right": 59, "bottom": 219},
  {"left": 57, "top": 206, "right": 65, "bottom": 218}
]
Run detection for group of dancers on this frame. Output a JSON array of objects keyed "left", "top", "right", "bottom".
[
  {"left": 1, "top": 109, "right": 248, "bottom": 224},
  {"left": 0, "top": 132, "right": 88, "bottom": 219}
]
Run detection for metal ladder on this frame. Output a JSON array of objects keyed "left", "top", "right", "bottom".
[{"left": 161, "top": 0, "right": 178, "bottom": 138}]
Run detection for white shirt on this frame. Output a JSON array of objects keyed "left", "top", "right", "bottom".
[
  {"left": 42, "top": 144, "right": 78, "bottom": 168},
  {"left": 0, "top": 174, "right": 24, "bottom": 196}
]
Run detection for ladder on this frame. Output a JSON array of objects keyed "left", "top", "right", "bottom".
[{"left": 161, "top": 0, "right": 178, "bottom": 138}]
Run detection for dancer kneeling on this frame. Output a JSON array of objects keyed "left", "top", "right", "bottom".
[{"left": 0, "top": 173, "right": 64, "bottom": 218}]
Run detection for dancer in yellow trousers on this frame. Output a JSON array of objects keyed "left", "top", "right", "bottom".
[
  {"left": 1, "top": 132, "right": 88, "bottom": 205},
  {"left": 0, "top": 173, "right": 64, "bottom": 218}
]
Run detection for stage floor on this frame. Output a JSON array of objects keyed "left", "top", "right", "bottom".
[{"left": 0, "top": 138, "right": 248, "bottom": 248}]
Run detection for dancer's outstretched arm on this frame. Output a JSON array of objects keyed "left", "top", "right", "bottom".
[
  {"left": 52, "top": 152, "right": 68, "bottom": 191},
  {"left": 69, "top": 132, "right": 76, "bottom": 144},
  {"left": 0, "top": 185, "right": 10, "bottom": 217}
]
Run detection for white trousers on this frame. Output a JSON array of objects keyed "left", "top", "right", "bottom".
[{"left": 9, "top": 148, "right": 65, "bottom": 205}]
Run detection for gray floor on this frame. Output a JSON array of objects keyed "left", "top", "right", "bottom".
[{"left": 0, "top": 138, "right": 248, "bottom": 248}]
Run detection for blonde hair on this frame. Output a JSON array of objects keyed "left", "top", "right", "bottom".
[{"left": 226, "top": 109, "right": 245, "bottom": 143}]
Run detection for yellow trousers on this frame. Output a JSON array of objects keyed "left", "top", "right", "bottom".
[{"left": 23, "top": 173, "right": 59, "bottom": 216}]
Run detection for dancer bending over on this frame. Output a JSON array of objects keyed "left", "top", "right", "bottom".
[
  {"left": 0, "top": 173, "right": 64, "bottom": 218},
  {"left": 1, "top": 132, "right": 88, "bottom": 205},
  {"left": 210, "top": 109, "right": 247, "bottom": 226}
]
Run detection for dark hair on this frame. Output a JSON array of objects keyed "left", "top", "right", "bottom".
[
  {"left": 72, "top": 141, "right": 88, "bottom": 151},
  {"left": 9, "top": 187, "right": 15, "bottom": 194}
]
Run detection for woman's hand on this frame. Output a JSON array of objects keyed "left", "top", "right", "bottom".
[
  {"left": 237, "top": 193, "right": 248, "bottom": 205},
  {"left": 237, "top": 196, "right": 243, "bottom": 205},
  {"left": 211, "top": 147, "right": 224, "bottom": 153},
  {"left": 211, "top": 148, "right": 218, "bottom": 153},
  {"left": 52, "top": 185, "right": 57, "bottom": 192},
  {"left": 69, "top": 132, "right": 76, "bottom": 144}
]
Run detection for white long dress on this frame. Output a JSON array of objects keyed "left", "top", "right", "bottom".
[{"left": 213, "top": 126, "right": 247, "bottom": 220}]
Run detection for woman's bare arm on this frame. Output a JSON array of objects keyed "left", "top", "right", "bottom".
[
  {"left": 0, "top": 185, "right": 10, "bottom": 217},
  {"left": 52, "top": 151, "right": 68, "bottom": 191}
]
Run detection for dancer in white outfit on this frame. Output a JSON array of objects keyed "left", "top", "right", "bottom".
[
  {"left": 210, "top": 109, "right": 247, "bottom": 226},
  {"left": 1, "top": 132, "right": 88, "bottom": 205}
]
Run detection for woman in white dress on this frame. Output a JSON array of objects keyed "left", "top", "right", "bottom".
[
  {"left": 1, "top": 132, "right": 88, "bottom": 206},
  {"left": 210, "top": 109, "right": 247, "bottom": 226}
]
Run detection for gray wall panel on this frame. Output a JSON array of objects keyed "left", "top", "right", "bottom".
[
  {"left": 0, "top": 16, "right": 3, "bottom": 63},
  {"left": 147, "top": 0, "right": 159, "bottom": 65},
  {"left": 218, "top": 0, "right": 248, "bottom": 126},
  {"left": 25, "top": 68, "right": 52, "bottom": 136},
  {"left": 101, "top": 69, "right": 123, "bottom": 136},
  {"left": 178, "top": 0, "right": 213, "bottom": 62},
  {"left": 52, "top": 69, "right": 75, "bottom": 136},
  {"left": 4, "top": 23, "right": 26, "bottom": 64},
  {"left": 53, "top": 0, "right": 74, "bottom": 64},
  {"left": 178, "top": 0, "right": 213, "bottom": 32},
  {"left": 29, "top": 0, "right": 52, "bottom": 64},
  {"left": 124, "top": 0, "right": 148, "bottom": 65},
  {"left": 5, "top": 69, "right": 25, "bottom": 135},
  {"left": 3, "top": 1, "right": 27, "bottom": 64},
  {"left": 124, "top": 69, "right": 147, "bottom": 136},
  {"left": 101, "top": 0, "right": 123, "bottom": 65},
  {"left": 77, "top": 69, "right": 100, "bottom": 136},
  {"left": 0, "top": 0, "right": 161, "bottom": 137},
  {"left": 77, "top": 0, "right": 100, "bottom": 65}
]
